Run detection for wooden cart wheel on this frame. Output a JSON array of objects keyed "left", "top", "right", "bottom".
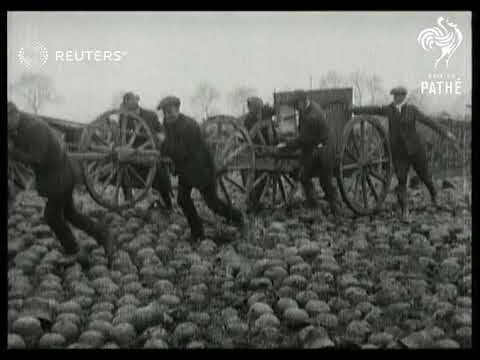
[
  {"left": 337, "top": 115, "right": 393, "bottom": 215},
  {"left": 203, "top": 115, "right": 238, "bottom": 142},
  {"left": 77, "top": 109, "right": 160, "bottom": 211},
  {"left": 248, "top": 120, "right": 299, "bottom": 210},
  {"left": 211, "top": 118, "right": 255, "bottom": 211},
  {"left": 203, "top": 115, "right": 239, "bottom": 157}
]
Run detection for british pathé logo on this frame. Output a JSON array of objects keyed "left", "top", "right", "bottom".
[
  {"left": 417, "top": 16, "right": 463, "bottom": 70},
  {"left": 18, "top": 42, "right": 49, "bottom": 70},
  {"left": 420, "top": 73, "right": 463, "bottom": 96}
]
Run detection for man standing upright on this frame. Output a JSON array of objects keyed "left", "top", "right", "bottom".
[
  {"left": 350, "top": 86, "right": 459, "bottom": 222},
  {"left": 157, "top": 96, "right": 244, "bottom": 241},
  {"left": 119, "top": 92, "right": 173, "bottom": 211},
  {"left": 277, "top": 90, "right": 341, "bottom": 219}
]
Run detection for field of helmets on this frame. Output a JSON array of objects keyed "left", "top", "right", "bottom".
[{"left": 7, "top": 176, "right": 471, "bottom": 349}]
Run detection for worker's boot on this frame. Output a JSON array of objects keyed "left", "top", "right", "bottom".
[
  {"left": 329, "top": 200, "right": 343, "bottom": 224},
  {"left": 231, "top": 210, "right": 249, "bottom": 240},
  {"left": 99, "top": 229, "right": 114, "bottom": 268},
  {"left": 397, "top": 185, "right": 410, "bottom": 223},
  {"left": 57, "top": 247, "right": 89, "bottom": 268},
  {"left": 189, "top": 221, "right": 205, "bottom": 243},
  {"left": 57, "top": 253, "right": 78, "bottom": 267},
  {"left": 303, "top": 182, "right": 319, "bottom": 209},
  {"left": 429, "top": 189, "right": 446, "bottom": 212}
]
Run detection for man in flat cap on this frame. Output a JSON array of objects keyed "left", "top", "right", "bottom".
[
  {"left": 119, "top": 92, "right": 173, "bottom": 212},
  {"left": 157, "top": 96, "right": 244, "bottom": 241},
  {"left": 277, "top": 90, "right": 341, "bottom": 219},
  {"left": 350, "top": 86, "right": 459, "bottom": 222},
  {"left": 244, "top": 96, "right": 278, "bottom": 211},
  {"left": 8, "top": 101, "right": 113, "bottom": 266}
]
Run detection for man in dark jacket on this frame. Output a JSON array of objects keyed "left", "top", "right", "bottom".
[
  {"left": 157, "top": 96, "right": 244, "bottom": 241},
  {"left": 119, "top": 92, "right": 173, "bottom": 211},
  {"left": 277, "top": 90, "right": 341, "bottom": 218},
  {"left": 8, "top": 101, "right": 113, "bottom": 266},
  {"left": 243, "top": 97, "right": 278, "bottom": 211},
  {"left": 350, "top": 86, "right": 459, "bottom": 222}
]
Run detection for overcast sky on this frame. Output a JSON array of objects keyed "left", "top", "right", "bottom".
[{"left": 7, "top": 11, "right": 472, "bottom": 123}]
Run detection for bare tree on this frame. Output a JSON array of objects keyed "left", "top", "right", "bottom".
[
  {"left": 191, "top": 82, "right": 220, "bottom": 121},
  {"left": 365, "top": 74, "right": 384, "bottom": 105},
  {"left": 10, "top": 72, "right": 63, "bottom": 115},
  {"left": 349, "top": 70, "right": 366, "bottom": 105},
  {"left": 228, "top": 86, "right": 257, "bottom": 115}
]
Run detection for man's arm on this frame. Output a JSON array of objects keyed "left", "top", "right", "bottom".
[
  {"left": 412, "top": 106, "right": 449, "bottom": 139},
  {"left": 284, "top": 115, "right": 329, "bottom": 151},
  {"left": 183, "top": 121, "right": 203, "bottom": 157},
  {"left": 161, "top": 121, "right": 198, "bottom": 162},
  {"left": 160, "top": 127, "right": 174, "bottom": 158},
  {"left": 285, "top": 131, "right": 317, "bottom": 151},
  {"left": 146, "top": 110, "right": 163, "bottom": 133},
  {"left": 351, "top": 105, "right": 388, "bottom": 116},
  {"left": 144, "top": 111, "right": 166, "bottom": 147}
]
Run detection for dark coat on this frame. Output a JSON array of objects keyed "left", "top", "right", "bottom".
[
  {"left": 352, "top": 103, "right": 449, "bottom": 157},
  {"left": 9, "top": 112, "right": 74, "bottom": 198},
  {"left": 161, "top": 113, "right": 215, "bottom": 189},
  {"left": 285, "top": 100, "right": 335, "bottom": 173}
]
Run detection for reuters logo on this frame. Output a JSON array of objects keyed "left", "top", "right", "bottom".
[{"left": 18, "top": 42, "right": 49, "bottom": 70}]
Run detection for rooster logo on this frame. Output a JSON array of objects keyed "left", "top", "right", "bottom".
[{"left": 417, "top": 17, "right": 463, "bottom": 69}]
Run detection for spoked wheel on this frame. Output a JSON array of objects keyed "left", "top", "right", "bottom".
[
  {"left": 77, "top": 109, "right": 160, "bottom": 211},
  {"left": 248, "top": 120, "right": 299, "bottom": 210},
  {"left": 338, "top": 115, "right": 393, "bottom": 215},
  {"left": 211, "top": 118, "right": 255, "bottom": 211},
  {"left": 203, "top": 115, "right": 238, "bottom": 147}
]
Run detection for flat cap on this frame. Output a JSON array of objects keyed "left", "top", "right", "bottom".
[
  {"left": 390, "top": 86, "right": 408, "bottom": 96},
  {"left": 123, "top": 91, "right": 140, "bottom": 103},
  {"left": 157, "top": 96, "right": 181, "bottom": 110},
  {"left": 247, "top": 96, "right": 263, "bottom": 109}
]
